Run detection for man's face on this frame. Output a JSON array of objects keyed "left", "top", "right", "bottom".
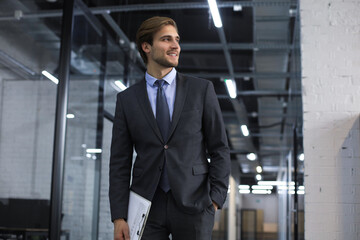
[{"left": 144, "top": 25, "right": 181, "bottom": 69}]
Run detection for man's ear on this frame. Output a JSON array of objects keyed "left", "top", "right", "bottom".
[{"left": 141, "top": 42, "right": 151, "bottom": 53}]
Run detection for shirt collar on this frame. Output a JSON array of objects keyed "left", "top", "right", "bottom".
[{"left": 145, "top": 68, "right": 177, "bottom": 87}]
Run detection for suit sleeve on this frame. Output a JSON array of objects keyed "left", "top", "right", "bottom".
[
  {"left": 109, "top": 93, "right": 133, "bottom": 221},
  {"left": 202, "top": 81, "right": 231, "bottom": 209}
]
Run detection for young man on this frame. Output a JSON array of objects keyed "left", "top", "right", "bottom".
[{"left": 109, "top": 16, "right": 230, "bottom": 240}]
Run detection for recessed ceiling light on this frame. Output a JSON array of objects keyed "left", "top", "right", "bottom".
[{"left": 246, "top": 153, "right": 257, "bottom": 161}]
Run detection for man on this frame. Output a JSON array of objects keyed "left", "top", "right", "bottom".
[{"left": 109, "top": 16, "right": 230, "bottom": 240}]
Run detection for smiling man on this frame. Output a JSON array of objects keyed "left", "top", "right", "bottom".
[{"left": 109, "top": 16, "right": 230, "bottom": 240}]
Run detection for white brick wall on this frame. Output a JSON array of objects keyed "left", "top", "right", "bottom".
[
  {"left": 301, "top": 0, "right": 360, "bottom": 239},
  {"left": 0, "top": 80, "right": 56, "bottom": 199}
]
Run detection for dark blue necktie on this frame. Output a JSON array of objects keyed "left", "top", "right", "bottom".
[{"left": 155, "top": 80, "right": 171, "bottom": 192}]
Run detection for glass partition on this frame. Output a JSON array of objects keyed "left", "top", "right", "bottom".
[{"left": 0, "top": 0, "right": 62, "bottom": 236}]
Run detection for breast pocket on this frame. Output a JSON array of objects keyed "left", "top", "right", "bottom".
[{"left": 179, "top": 110, "right": 202, "bottom": 134}]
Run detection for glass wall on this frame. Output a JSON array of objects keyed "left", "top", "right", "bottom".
[{"left": 0, "top": 0, "right": 63, "bottom": 235}]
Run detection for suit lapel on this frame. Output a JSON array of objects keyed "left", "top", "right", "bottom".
[
  {"left": 168, "top": 73, "right": 188, "bottom": 140},
  {"left": 136, "top": 80, "right": 163, "bottom": 142}
]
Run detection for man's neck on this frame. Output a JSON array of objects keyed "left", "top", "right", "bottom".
[{"left": 146, "top": 65, "right": 173, "bottom": 79}]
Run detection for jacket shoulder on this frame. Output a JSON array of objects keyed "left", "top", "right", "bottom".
[
  {"left": 177, "top": 72, "right": 212, "bottom": 88},
  {"left": 116, "top": 79, "right": 144, "bottom": 99}
]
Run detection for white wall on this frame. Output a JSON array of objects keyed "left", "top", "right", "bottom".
[
  {"left": 242, "top": 194, "right": 279, "bottom": 223},
  {"left": 0, "top": 80, "right": 56, "bottom": 199},
  {"left": 301, "top": 0, "right": 360, "bottom": 239}
]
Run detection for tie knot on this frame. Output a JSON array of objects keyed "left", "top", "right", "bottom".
[{"left": 155, "top": 79, "right": 166, "bottom": 87}]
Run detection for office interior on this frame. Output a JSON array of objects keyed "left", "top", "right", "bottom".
[{"left": 0, "top": 0, "right": 305, "bottom": 239}]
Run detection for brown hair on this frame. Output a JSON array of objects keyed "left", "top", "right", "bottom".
[{"left": 136, "top": 16, "right": 178, "bottom": 64}]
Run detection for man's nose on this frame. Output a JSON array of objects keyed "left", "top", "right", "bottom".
[{"left": 171, "top": 40, "right": 180, "bottom": 49}]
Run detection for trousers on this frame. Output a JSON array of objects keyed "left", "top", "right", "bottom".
[{"left": 142, "top": 187, "right": 215, "bottom": 240}]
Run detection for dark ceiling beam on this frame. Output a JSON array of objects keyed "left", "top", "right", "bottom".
[
  {"left": 217, "top": 90, "right": 301, "bottom": 99},
  {"left": 181, "top": 43, "right": 295, "bottom": 51},
  {"left": 229, "top": 133, "right": 302, "bottom": 138},
  {"left": 0, "top": 50, "right": 36, "bottom": 78},
  {"left": 0, "top": 1, "right": 298, "bottom": 21},
  {"left": 190, "top": 72, "right": 298, "bottom": 79},
  {"left": 217, "top": 28, "right": 235, "bottom": 80},
  {"left": 222, "top": 112, "right": 299, "bottom": 118},
  {"left": 101, "top": 13, "right": 145, "bottom": 68}
]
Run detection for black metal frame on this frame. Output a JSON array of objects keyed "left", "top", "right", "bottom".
[{"left": 49, "top": 0, "right": 75, "bottom": 239}]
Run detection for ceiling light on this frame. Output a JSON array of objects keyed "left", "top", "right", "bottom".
[
  {"left": 42, "top": 70, "right": 58, "bottom": 84},
  {"left": 224, "top": 79, "right": 237, "bottom": 98},
  {"left": 255, "top": 174, "right": 262, "bottom": 181},
  {"left": 114, "top": 80, "right": 127, "bottom": 91},
  {"left": 258, "top": 181, "right": 295, "bottom": 186},
  {"left": 208, "top": 0, "right": 223, "bottom": 28},
  {"left": 66, "top": 114, "right": 75, "bottom": 119},
  {"left": 299, "top": 153, "right": 304, "bottom": 161},
  {"left": 239, "top": 189, "right": 250, "bottom": 194},
  {"left": 246, "top": 153, "right": 257, "bottom": 161},
  {"left": 241, "top": 125, "right": 249, "bottom": 136},
  {"left": 256, "top": 166, "right": 263, "bottom": 173},
  {"left": 252, "top": 185, "right": 273, "bottom": 190},
  {"left": 252, "top": 189, "right": 271, "bottom": 194},
  {"left": 86, "top": 153, "right": 92, "bottom": 158},
  {"left": 233, "top": 4, "right": 242, "bottom": 11},
  {"left": 86, "top": 148, "right": 102, "bottom": 153},
  {"left": 238, "top": 185, "right": 250, "bottom": 190}
]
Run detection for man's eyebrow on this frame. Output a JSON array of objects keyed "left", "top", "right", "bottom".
[{"left": 160, "top": 34, "right": 180, "bottom": 39}]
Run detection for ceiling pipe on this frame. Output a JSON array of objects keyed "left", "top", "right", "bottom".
[{"left": 0, "top": 1, "right": 297, "bottom": 21}]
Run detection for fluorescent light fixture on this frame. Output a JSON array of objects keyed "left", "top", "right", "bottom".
[
  {"left": 239, "top": 189, "right": 250, "bottom": 194},
  {"left": 238, "top": 185, "right": 250, "bottom": 190},
  {"left": 207, "top": 0, "right": 223, "bottom": 28},
  {"left": 252, "top": 185, "right": 273, "bottom": 190},
  {"left": 114, "top": 80, "right": 127, "bottom": 91},
  {"left": 233, "top": 4, "right": 242, "bottom": 11},
  {"left": 298, "top": 186, "right": 305, "bottom": 190},
  {"left": 255, "top": 174, "right": 262, "bottom": 181},
  {"left": 297, "top": 190, "right": 305, "bottom": 195},
  {"left": 246, "top": 153, "right": 257, "bottom": 161},
  {"left": 252, "top": 189, "right": 271, "bottom": 194},
  {"left": 241, "top": 125, "right": 249, "bottom": 136},
  {"left": 258, "top": 181, "right": 295, "bottom": 186},
  {"left": 256, "top": 166, "right": 263, "bottom": 173},
  {"left": 299, "top": 153, "right": 305, "bottom": 161},
  {"left": 66, "top": 114, "right": 75, "bottom": 119},
  {"left": 86, "top": 148, "right": 102, "bottom": 153},
  {"left": 42, "top": 70, "right": 59, "bottom": 84},
  {"left": 224, "top": 79, "right": 237, "bottom": 98},
  {"left": 278, "top": 186, "right": 295, "bottom": 190}
]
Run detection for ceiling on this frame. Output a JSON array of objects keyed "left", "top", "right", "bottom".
[{"left": 0, "top": 0, "right": 303, "bottom": 186}]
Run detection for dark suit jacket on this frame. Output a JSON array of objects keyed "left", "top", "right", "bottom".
[{"left": 109, "top": 72, "right": 230, "bottom": 221}]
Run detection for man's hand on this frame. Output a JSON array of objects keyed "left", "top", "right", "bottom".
[
  {"left": 114, "top": 218, "right": 130, "bottom": 240},
  {"left": 212, "top": 201, "right": 219, "bottom": 211}
]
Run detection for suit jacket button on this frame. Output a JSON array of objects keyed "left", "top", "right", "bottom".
[{"left": 164, "top": 145, "right": 168, "bottom": 149}]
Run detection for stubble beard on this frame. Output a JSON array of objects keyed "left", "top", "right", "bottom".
[{"left": 152, "top": 52, "right": 179, "bottom": 68}]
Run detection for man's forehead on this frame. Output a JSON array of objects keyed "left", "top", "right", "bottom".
[{"left": 156, "top": 25, "right": 179, "bottom": 37}]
